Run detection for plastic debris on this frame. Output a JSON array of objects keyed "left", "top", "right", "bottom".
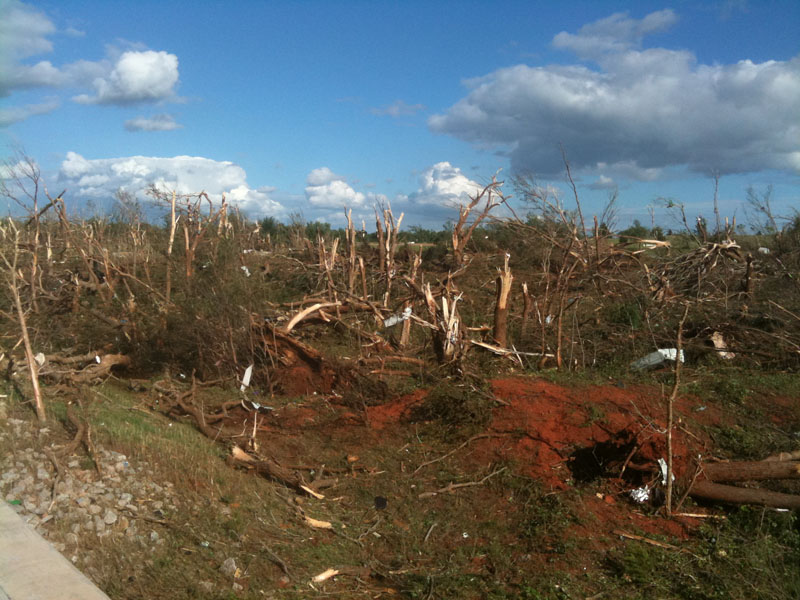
[
  {"left": 240, "top": 365, "right": 253, "bottom": 392},
  {"left": 657, "top": 458, "right": 675, "bottom": 485},
  {"left": 630, "top": 486, "right": 650, "bottom": 504},
  {"left": 630, "top": 348, "right": 685, "bottom": 370},
  {"left": 33, "top": 353, "right": 46, "bottom": 366},
  {"left": 758, "top": 247, "right": 770, "bottom": 254},
  {"left": 240, "top": 265, "right": 251, "bottom": 277},
  {"left": 383, "top": 306, "right": 412, "bottom": 328}
]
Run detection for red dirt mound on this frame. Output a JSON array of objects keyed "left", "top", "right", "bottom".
[{"left": 367, "top": 377, "right": 714, "bottom": 492}]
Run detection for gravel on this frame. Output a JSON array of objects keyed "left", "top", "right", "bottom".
[{"left": 0, "top": 417, "right": 180, "bottom": 546}]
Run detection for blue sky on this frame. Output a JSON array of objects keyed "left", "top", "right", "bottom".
[{"left": 1, "top": 0, "right": 798, "bottom": 229}]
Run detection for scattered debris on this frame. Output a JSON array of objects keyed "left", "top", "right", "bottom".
[
  {"left": 710, "top": 331, "right": 735, "bottom": 360},
  {"left": 311, "top": 568, "right": 339, "bottom": 583},
  {"left": 240, "top": 365, "right": 253, "bottom": 392},
  {"left": 614, "top": 530, "right": 687, "bottom": 552},
  {"left": 629, "top": 486, "right": 650, "bottom": 504},
  {"left": 220, "top": 557, "right": 240, "bottom": 578},
  {"left": 383, "top": 307, "right": 412, "bottom": 328},
  {"left": 304, "top": 515, "right": 333, "bottom": 529},
  {"left": 658, "top": 458, "right": 674, "bottom": 485},
  {"left": 630, "top": 348, "right": 685, "bottom": 370}
]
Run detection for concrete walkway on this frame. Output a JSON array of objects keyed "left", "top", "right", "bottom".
[{"left": 0, "top": 501, "right": 110, "bottom": 600}]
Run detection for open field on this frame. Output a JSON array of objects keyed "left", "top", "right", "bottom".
[{"left": 1, "top": 176, "right": 800, "bottom": 598}]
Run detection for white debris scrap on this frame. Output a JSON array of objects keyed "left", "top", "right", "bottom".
[
  {"left": 383, "top": 306, "right": 412, "bottom": 328},
  {"left": 630, "top": 486, "right": 650, "bottom": 504},
  {"left": 630, "top": 349, "right": 685, "bottom": 370},
  {"left": 240, "top": 365, "right": 253, "bottom": 392},
  {"left": 657, "top": 458, "right": 675, "bottom": 485}
]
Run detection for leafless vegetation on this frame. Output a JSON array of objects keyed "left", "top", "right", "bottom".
[{"left": 1, "top": 154, "right": 799, "bottom": 422}]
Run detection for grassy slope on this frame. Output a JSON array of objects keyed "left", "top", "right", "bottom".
[{"left": 3, "top": 369, "right": 799, "bottom": 600}]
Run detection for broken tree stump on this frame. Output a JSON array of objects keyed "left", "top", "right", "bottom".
[{"left": 493, "top": 254, "right": 513, "bottom": 348}]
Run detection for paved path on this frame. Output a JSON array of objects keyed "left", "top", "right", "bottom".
[{"left": 0, "top": 501, "right": 110, "bottom": 600}]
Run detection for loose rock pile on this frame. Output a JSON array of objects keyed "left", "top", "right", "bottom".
[{"left": 0, "top": 416, "right": 179, "bottom": 566}]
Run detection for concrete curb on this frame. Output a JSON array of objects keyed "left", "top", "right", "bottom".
[{"left": 0, "top": 501, "right": 110, "bottom": 600}]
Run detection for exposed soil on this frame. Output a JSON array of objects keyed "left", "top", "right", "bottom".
[
  {"left": 366, "top": 377, "right": 717, "bottom": 490},
  {"left": 3, "top": 373, "right": 798, "bottom": 599}
]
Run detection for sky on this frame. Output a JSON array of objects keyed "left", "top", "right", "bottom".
[{"left": 1, "top": 0, "right": 799, "bottom": 230}]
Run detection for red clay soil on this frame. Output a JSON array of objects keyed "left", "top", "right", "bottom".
[
  {"left": 366, "top": 389, "right": 428, "bottom": 430},
  {"left": 366, "top": 377, "right": 716, "bottom": 492}
]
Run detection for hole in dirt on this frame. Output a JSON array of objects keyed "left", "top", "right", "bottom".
[{"left": 568, "top": 440, "right": 640, "bottom": 484}]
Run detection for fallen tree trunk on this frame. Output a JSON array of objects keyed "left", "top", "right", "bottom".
[
  {"left": 229, "top": 446, "right": 335, "bottom": 496},
  {"left": 703, "top": 460, "right": 800, "bottom": 483},
  {"left": 689, "top": 480, "right": 800, "bottom": 509}
]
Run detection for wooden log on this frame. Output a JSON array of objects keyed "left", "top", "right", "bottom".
[
  {"left": 689, "top": 480, "right": 800, "bottom": 509},
  {"left": 230, "top": 447, "right": 334, "bottom": 495},
  {"left": 703, "top": 460, "right": 800, "bottom": 483},
  {"left": 765, "top": 450, "right": 800, "bottom": 462}
]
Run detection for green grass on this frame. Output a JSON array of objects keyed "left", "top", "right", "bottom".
[{"left": 605, "top": 507, "right": 800, "bottom": 600}]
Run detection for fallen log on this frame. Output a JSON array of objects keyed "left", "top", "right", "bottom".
[
  {"left": 765, "top": 450, "right": 800, "bottom": 462},
  {"left": 689, "top": 480, "right": 800, "bottom": 509},
  {"left": 229, "top": 446, "right": 335, "bottom": 496},
  {"left": 703, "top": 460, "right": 800, "bottom": 483}
]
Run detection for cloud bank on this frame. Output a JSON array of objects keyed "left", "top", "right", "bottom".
[
  {"left": 429, "top": 9, "right": 800, "bottom": 179},
  {"left": 58, "top": 152, "right": 283, "bottom": 217}
]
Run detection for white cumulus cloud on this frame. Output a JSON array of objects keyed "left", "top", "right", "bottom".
[
  {"left": 409, "top": 162, "right": 483, "bottom": 207},
  {"left": 429, "top": 10, "right": 800, "bottom": 178},
  {"left": 73, "top": 50, "right": 179, "bottom": 105},
  {"left": 58, "top": 152, "right": 283, "bottom": 217},
  {"left": 0, "top": 2, "right": 180, "bottom": 111},
  {"left": 305, "top": 167, "right": 366, "bottom": 208},
  {"left": 124, "top": 113, "right": 182, "bottom": 132}
]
